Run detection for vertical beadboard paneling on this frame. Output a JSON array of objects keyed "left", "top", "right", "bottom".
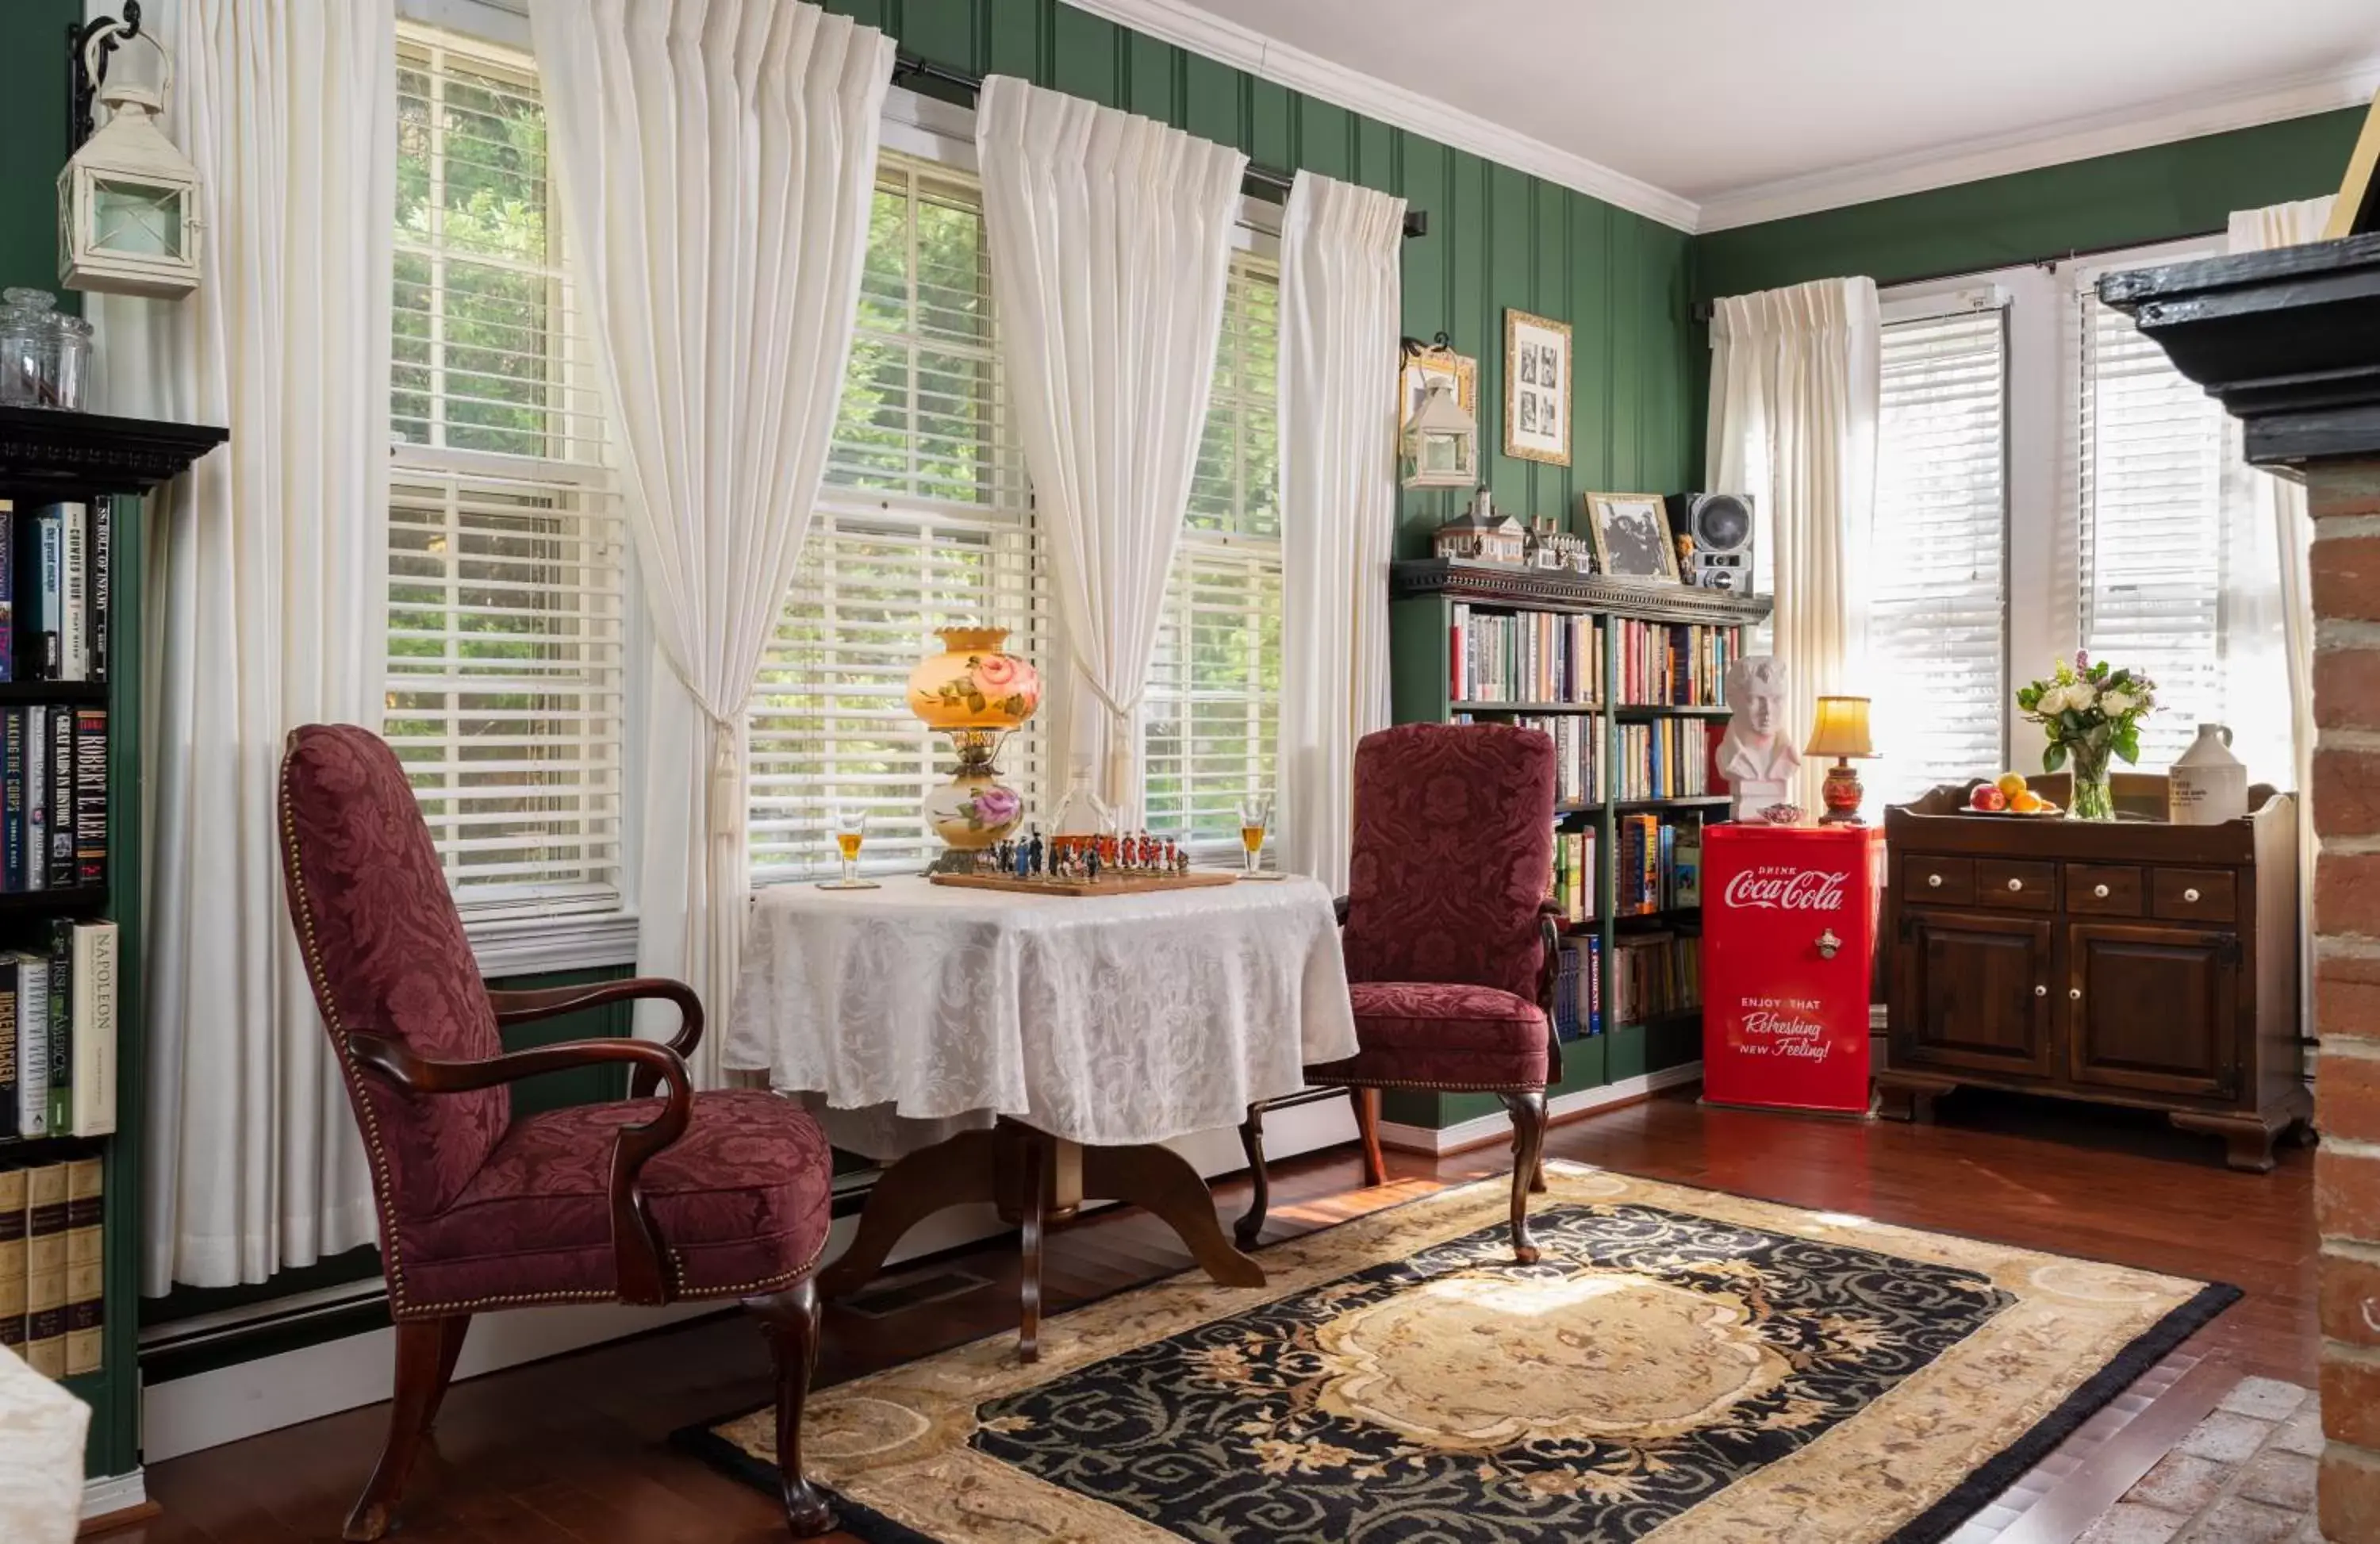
[
  {"left": 1126, "top": 32, "right": 1177, "bottom": 122},
  {"left": 1180, "top": 51, "right": 1241, "bottom": 150},
  {"left": 1248, "top": 79, "right": 1294, "bottom": 168},
  {"left": 1485, "top": 162, "right": 1530, "bottom": 507},
  {"left": 901, "top": 0, "right": 976, "bottom": 72},
  {"left": 1297, "top": 99, "right": 1353, "bottom": 182},
  {"left": 1533, "top": 177, "right": 1568, "bottom": 521},
  {"left": 981, "top": 0, "right": 1044, "bottom": 81},
  {"left": 1051, "top": 6, "right": 1119, "bottom": 104},
  {"left": 1354, "top": 115, "right": 1396, "bottom": 199}
]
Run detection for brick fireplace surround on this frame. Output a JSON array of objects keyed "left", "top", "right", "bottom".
[{"left": 2104, "top": 232, "right": 2380, "bottom": 1542}]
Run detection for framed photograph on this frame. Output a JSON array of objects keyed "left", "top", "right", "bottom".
[
  {"left": 1399, "top": 344, "right": 1478, "bottom": 432},
  {"left": 1503, "top": 309, "right": 1570, "bottom": 466},
  {"left": 1583, "top": 492, "right": 1680, "bottom": 583}
]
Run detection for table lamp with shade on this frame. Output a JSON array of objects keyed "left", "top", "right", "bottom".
[{"left": 1806, "top": 696, "right": 1876, "bottom": 824}]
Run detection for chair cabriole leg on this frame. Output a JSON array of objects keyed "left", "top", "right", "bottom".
[
  {"left": 1353, "top": 1087, "right": 1388, "bottom": 1186},
  {"left": 747, "top": 1279, "right": 836, "bottom": 1537},
  {"left": 1497, "top": 1089, "right": 1548, "bottom": 1266},
  {"left": 343, "top": 1315, "right": 463, "bottom": 1542}
]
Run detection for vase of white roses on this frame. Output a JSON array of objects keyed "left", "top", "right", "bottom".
[{"left": 2013, "top": 653, "right": 2155, "bottom": 822}]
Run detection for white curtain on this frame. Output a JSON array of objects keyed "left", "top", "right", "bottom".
[
  {"left": 88, "top": 0, "right": 394, "bottom": 1290},
  {"left": 1276, "top": 171, "right": 1403, "bottom": 889},
  {"left": 529, "top": 0, "right": 892, "bottom": 1077},
  {"left": 2228, "top": 194, "right": 2332, "bottom": 1042},
  {"left": 1706, "top": 278, "right": 1882, "bottom": 813},
  {"left": 976, "top": 75, "right": 1248, "bottom": 823}
]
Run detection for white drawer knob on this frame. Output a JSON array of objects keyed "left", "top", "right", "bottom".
[
  {"left": 2094, "top": 884, "right": 2110, "bottom": 898},
  {"left": 1928, "top": 873, "right": 1943, "bottom": 888},
  {"left": 2007, "top": 878, "right": 2024, "bottom": 892},
  {"left": 2070, "top": 987, "right": 2082, "bottom": 1001},
  {"left": 2034, "top": 984, "right": 2048, "bottom": 997},
  {"left": 2184, "top": 887, "right": 2201, "bottom": 903}
]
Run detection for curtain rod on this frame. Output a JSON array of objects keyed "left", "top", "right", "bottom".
[
  {"left": 1687, "top": 226, "right": 2230, "bottom": 322},
  {"left": 893, "top": 51, "right": 1429, "bottom": 239}
]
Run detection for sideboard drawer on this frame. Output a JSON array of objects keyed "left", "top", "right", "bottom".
[
  {"left": 1975, "top": 859, "right": 2057, "bottom": 912},
  {"left": 2153, "top": 868, "right": 2237, "bottom": 924},
  {"left": 1905, "top": 856, "right": 1974, "bottom": 905},
  {"left": 2067, "top": 864, "right": 2144, "bottom": 916}
]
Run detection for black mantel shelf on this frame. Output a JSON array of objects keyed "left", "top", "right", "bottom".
[
  {"left": 0, "top": 405, "right": 229, "bottom": 493},
  {"left": 1392, "top": 558, "right": 1775, "bottom": 627}
]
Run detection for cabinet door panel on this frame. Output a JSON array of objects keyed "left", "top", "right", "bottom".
[
  {"left": 2066, "top": 923, "right": 2239, "bottom": 1100},
  {"left": 1894, "top": 912, "right": 2056, "bottom": 1079}
]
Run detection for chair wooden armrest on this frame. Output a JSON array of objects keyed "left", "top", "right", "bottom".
[
  {"left": 345, "top": 1032, "right": 692, "bottom": 1305},
  {"left": 486, "top": 977, "right": 704, "bottom": 1093},
  {"left": 1332, "top": 894, "right": 1350, "bottom": 926}
]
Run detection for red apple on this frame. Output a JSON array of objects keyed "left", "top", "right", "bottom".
[{"left": 1970, "top": 785, "right": 2008, "bottom": 812}]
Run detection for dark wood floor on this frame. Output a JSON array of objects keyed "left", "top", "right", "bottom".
[{"left": 125, "top": 1086, "right": 2317, "bottom": 1544}]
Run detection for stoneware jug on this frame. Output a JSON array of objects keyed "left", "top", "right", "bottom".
[{"left": 2169, "top": 723, "right": 2248, "bottom": 826}]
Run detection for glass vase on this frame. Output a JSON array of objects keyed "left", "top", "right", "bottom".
[{"left": 2067, "top": 741, "right": 2116, "bottom": 822}]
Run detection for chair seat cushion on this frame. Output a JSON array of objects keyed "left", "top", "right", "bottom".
[
  {"left": 395, "top": 1089, "right": 831, "bottom": 1313},
  {"left": 1307, "top": 981, "right": 1549, "bottom": 1092}
]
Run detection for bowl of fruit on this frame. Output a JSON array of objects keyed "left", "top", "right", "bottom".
[{"left": 1968, "top": 772, "right": 2059, "bottom": 817}]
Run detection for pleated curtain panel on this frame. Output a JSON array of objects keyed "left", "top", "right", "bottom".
[
  {"left": 528, "top": 0, "right": 893, "bottom": 1079},
  {"left": 1276, "top": 171, "right": 1405, "bottom": 891},
  {"left": 1706, "top": 278, "right": 1882, "bottom": 814},
  {"left": 94, "top": 0, "right": 397, "bottom": 1290},
  {"left": 976, "top": 76, "right": 1249, "bottom": 824}
]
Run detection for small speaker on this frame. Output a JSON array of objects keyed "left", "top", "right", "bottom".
[{"left": 1665, "top": 492, "right": 1754, "bottom": 592}]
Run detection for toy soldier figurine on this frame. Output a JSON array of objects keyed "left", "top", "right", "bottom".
[
  {"left": 1085, "top": 847, "right": 1100, "bottom": 882},
  {"left": 1027, "top": 828, "right": 1044, "bottom": 876}
]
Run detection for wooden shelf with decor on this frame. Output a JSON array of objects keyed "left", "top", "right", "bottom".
[
  {"left": 0, "top": 406, "right": 226, "bottom": 1490},
  {"left": 1388, "top": 559, "right": 1772, "bottom": 1132}
]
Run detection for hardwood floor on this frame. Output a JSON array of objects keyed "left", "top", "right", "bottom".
[{"left": 123, "top": 1085, "right": 2317, "bottom": 1544}]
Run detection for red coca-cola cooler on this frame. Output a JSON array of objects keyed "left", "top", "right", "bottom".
[{"left": 1701, "top": 824, "right": 1877, "bottom": 1116}]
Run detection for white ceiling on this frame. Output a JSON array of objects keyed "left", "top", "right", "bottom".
[{"left": 1149, "top": 0, "right": 2380, "bottom": 229}]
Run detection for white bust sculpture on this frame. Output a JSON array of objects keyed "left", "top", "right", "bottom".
[{"left": 1718, "top": 655, "right": 1802, "bottom": 821}]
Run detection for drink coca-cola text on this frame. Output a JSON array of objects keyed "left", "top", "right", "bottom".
[{"left": 1721, "top": 866, "right": 1848, "bottom": 912}]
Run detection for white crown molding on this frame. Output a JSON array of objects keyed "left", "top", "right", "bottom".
[
  {"left": 1697, "top": 56, "right": 2380, "bottom": 234},
  {"left": 1056, "top": 0, "right": 1702, "bottom": 232}
]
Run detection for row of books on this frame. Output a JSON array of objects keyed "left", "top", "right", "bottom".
[
  {"left": 1610, "top": 929, "right": 1702, "bottom": 1026},
  {"left": 1614, "top": 815, "right": 1703, "bottom": 916},
  {"left": 1613, "top": 620, "right": 1740, "bottom": 708},
  {"left": 1448, "top": 605, "right": 1600, "bottom": 705},
  {"left": 1614, "top": 716, "right": 1713, "bottom": 801},
  {"left": 1550, "top": 828, "right": 1598, "bottom": 924},
  {"left": 0, "top": 920, "right": 118, "bottom": 1140},
  {"left": 0, "top": 1157, "right": 102, "bottom": 1379},
  {"left": 1553, "top": 937, "right": 1600, "bottom": 1042},
  {"left": 0, "top": 706, "right": 107, "bottom": 893},
  {"left": 1472, "top": 713, "right": 1603, "bottom": 805},
  {"left": 0, "top": 498, "right": 113, "bottom": 684}
]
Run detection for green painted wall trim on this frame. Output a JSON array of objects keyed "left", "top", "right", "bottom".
[
  {"left": 1695, "top": 109, "right": 2367, "bottom": 301},
  {"left": 0, "top": 2, "right": 74, "bottom": 302}
]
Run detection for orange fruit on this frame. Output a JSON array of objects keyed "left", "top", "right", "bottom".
[
  {"left": 2010, "top": 790, "right": 2045, "bottom": 813},
  {"left": 1995, "top": 772, "right": 2028, "bottom": 800}
]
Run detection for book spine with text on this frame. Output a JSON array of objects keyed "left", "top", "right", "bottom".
[
  {"left": 63, "top": 1156, "right": 101, "bottom": 1376},
  {"left": 59, "top": 500, "right": 86, "bottom": 682},
  {"left": 43, "top": 922, "right": 68, "bottom": 1138},
  {"left": 0, "top": 973, "right": 13, "bottom": 1142},
  {"left": 15, "top": 954, "right": 46, "bottom": 1138},
  {"left": 0, "top": 501, "right": 15, "bottom": 683},
  {"left": 1, "top": 708, "right": 21, "bottom": 892},
  {"left": 25, "top": 705, "right": 46, "bottom": 892},
  {"left": 47, "top": 705, "right": 73, "bottom": 889},
  {"left": 0, "top": 1166, "right": 24, "bottom": 1361},
  {"left": 73, "top": 709, "right": 104, "bottom": 887},
  {"left": 23, "top": 1160, "right": 65, "bottom": 1377},
  {"left": 88, "top": 497, "right": 109, "bottom": 684},
  {"left": 70, "top": 921, "right": 115, "bottom": 1137},
  {"left": 28, "top": 508, "right": 62, "bottom": 681}
]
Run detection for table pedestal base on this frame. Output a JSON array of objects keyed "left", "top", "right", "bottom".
[{"left": 816, "top": 1120, "right": 1265, "bottom": 1361}]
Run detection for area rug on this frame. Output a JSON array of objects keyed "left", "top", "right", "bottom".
[{"left": 680, "top": 1162, "right": 2237, "bottom": 1543}]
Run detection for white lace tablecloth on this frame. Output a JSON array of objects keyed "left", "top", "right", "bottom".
[
  {"left": 725, "top": 874, "right": 1357, "bottom": 1160},
  {"left": 0, "top": 1344, "right": 88, "bottom": 1544}
]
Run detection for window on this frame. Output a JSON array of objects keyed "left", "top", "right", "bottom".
[
  {"left": 1143, "top": 256, "right": 1283, "bottom": 851},
  {"left": 386, "top": 25, "right": 626, "bottom": 916},
  {"left": 747, "top": 156, "right": 1041, "bottom": 881},
  {"left": 1871, "top": 304, "right": 2007, "bottom": 805}
]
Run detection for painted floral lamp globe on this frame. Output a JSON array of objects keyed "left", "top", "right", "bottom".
[{"left": 907, "top": 626, "right": 1040, "bottom": 865}]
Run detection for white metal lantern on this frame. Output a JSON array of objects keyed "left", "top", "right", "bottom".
[
  {"left": 60, "top": 27, "right": 199, "bottom": 299},
  {"left": 1401, "top": 374, "right": 1477, "bottom": 489}
]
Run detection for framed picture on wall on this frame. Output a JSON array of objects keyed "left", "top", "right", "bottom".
[
  {"left": 1583, "top": 492, "right": 1681, "bottom": 582},
  {"left": 1503, "top": 309, "right": 1570, "bottom": 466}
]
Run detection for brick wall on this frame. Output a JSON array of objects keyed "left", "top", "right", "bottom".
[{"left": 2309, "top": 460, "right": 2380, "bottom": 1543}]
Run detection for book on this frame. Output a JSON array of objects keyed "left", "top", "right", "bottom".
[
  {"left": 48, "top": 704, "right": 73, "bottom": 889},
  {"left": 1673, "top": 832, "right": 1702, "bottom": 908},
  {"left": 73, "top": 709, "right": 104, "bottom": 886},
  {"left": 70, "top": 921, "right": 115, "bottom": 1137},
  {"left": 43, "top": 923, "right": 68, "bottom": 1138},
  {"left": 87, "top": 498, "right": 109, "bottom": 684},
  {"left": 0, "top": 501, "right": 14, "bottom": 682},
  {"left": 63, "top": 1156, "right": 101, "bottom": 1376},
  {"left": 25, "top": 704, "right": 45, "bottom": 892},
  {"left": 60, "top": 499, "right": 86, "bottom": 682},
  {"left": 23, "top": 1160, "right": 66, "bottom": 1377},
  {"left": 23, "top": 506, "right": 63, "bottom": 681},
  {"left": 1, "top": 708, "right": 21, "bottom": 891},
  {"left": 0, "top": 974, "right": 12, "bottom": 1142},
  {"left": 14, "top": 953, "right": 46, "bottom": 1138},
  {"left": 0, "top": 1166, "right": 24, "bottom": 1360}
]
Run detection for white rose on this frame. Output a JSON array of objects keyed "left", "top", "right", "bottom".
[
  {"left": 2067, "top": 686, "right": 2097, "bottom": 713},
  {"left": 2035, "top": 685, "right": 2068, "bottom": 715},
  {"left": 2100, "top": 689, "right": 2136, "bottom": 716}
]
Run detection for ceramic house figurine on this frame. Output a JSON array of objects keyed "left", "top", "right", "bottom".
[
  {"left": 2169, "top": 723, "right": 2248, "bottom": 824},
  {"left": 1432, "top": 490, "right": 1529, "bottom": 565},
  {"left": 1526, "top": 517, "right": 1594, "bottom": 574}
]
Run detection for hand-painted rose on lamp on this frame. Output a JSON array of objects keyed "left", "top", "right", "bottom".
[{"left": 907, "top": 626, "right": 1039, "bottom": 864}]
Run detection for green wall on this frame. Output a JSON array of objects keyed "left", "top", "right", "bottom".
[
  {"left": 3, "top": 2, "right": 74, "bottom": 298},
  {"left": 820, "top": 0, "right": 1700, "bottom": 550},
  {"left": 1696, "top": 108, "right": 2367, "bottom": 300}
]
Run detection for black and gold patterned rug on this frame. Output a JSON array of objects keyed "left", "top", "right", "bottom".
[{"left": 681, "top": 1163, "right": 2236, "bottom": 1543}]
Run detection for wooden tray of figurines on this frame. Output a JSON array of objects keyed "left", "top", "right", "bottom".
[
  {"left": 931, "top": 870, "right": 1238, "bottom": 897},
  {"left": 929, "top": 832, "right": 1238, "bottom": 897}
]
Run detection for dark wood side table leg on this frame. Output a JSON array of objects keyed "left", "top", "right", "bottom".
[
  {"left": 815, "top": 1127, "right": 1001, "bottom": 1300},
  {"left": 1234, "top": 1104, "right": 1269, "bottom": 1251},
  {"left": 1081, "top": 1141, "right": 1267, "bottom": 1289},
  {"left": 1015, "top": 1130, "right": 1048, "bottom": 1362}
]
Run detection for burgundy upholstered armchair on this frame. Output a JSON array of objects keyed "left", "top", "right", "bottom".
[
  {"left": 277, "top": 725, "right": 838, "bottom": 1541},
  {"left": 1238, "top": 722, "right": 1560, "bottom": 1262}
]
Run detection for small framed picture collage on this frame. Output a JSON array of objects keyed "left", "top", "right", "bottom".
[{"left": 1503, "top": 309, "right": 1571, "bottom": 466}]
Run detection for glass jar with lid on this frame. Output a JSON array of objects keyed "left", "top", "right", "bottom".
[{"left": 0, "top": 288, "right": 90, "bottom": 409}]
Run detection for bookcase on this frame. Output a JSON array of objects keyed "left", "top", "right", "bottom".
[
  {"left": 0, "top": 406, "right": 225, "bottom": 1485},
  {"left": 1387, "top": 559, "right": 1772, "bottom": 1133}
]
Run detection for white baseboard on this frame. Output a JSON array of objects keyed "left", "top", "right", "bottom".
[
  {"left": 140, "top": 1100, "right": 1361, "bottom": 1464},
  {"left": 82, "top": 1469, "right": 145, "bottom": 1520},
  {"left": 1376, "top": 1062, "right": 1704, "bottom": 1157}
]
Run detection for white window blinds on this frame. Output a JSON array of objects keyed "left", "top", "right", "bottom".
[
  {"left": 1144, "top": 255, "right": 1282, "bottom": 850},
  {"left": 747, "top": 156, "right": 1042, "bottom": 881},
  {"left": 386, "top": 25, "right": 625, "bottom": 916},
  {"left": 2074, "top": 285, "right": 2228, "bottom": 770},
  {"left": 1871, "top": 305, "right": 2008, "bottom": 805}
]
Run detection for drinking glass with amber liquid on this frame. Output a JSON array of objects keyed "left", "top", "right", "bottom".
[
  {"left": 1237, "top": 794, "right": 1273, "bottom": 878},
  {"left": 819, "top": 805, "right": 880, "bottom": 890}
]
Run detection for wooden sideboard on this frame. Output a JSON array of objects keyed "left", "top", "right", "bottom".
[{"left": 1879, "top": 774, "right": 2307, "bottom": 1170}]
